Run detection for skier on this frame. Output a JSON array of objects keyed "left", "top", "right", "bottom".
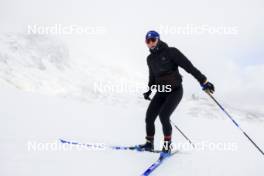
[{"left": 137, "top": 31, "right": 215, "bottom": 154}]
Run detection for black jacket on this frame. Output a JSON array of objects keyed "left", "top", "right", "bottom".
[{"left": 147, "top": 40, "right": 207, "bottom": 89}]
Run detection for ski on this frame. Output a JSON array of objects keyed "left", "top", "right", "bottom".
[
  {"left": 141, "top": 151, "right": 178, "bottom": 176},
  {"left": 115, "top": 145, "right": 162, "bottom": 153},
  {"left": 59, "top": 139, "right": 162, "bottom": 153}
]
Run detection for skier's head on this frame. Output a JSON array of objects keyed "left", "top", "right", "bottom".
[{"left": 145, "top": 30, "right": 160, "bottom": 50}]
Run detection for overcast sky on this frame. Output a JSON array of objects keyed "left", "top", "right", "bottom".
[{"left": 0, "top": 0, "right": 263, "bottom": 111}]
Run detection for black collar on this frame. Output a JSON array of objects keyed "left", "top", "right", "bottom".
[{"left": 149, "top": 40, "right": 169, "bottom": 54}]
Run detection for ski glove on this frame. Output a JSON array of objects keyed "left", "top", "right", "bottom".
[
  {"left": 202, "top": 81, "right": 215, "bottom": 94},
  {"left": 143, "top": 90, "right": 152, "bottom": 100}
]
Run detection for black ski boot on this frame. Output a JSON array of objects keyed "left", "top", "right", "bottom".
[
  {"left": 160, "top": 140, "right": 172, "bottom": 159},
  {"left": 161, "top": 140, "right": 172, "bottom": 153},
  {"left": 136, "top": 138, "right": 154, "bottom": 151}
]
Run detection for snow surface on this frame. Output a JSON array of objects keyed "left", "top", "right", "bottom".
[
  {"left": 0, "top": 86, "right": 264, "bottom": 176},
  {"left": 0, "top": 34, "right": 263, "bottom": 176}
]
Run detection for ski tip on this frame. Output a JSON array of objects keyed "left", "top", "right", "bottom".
[{"left": 59, "top": 139, "right": 66, "bottom": 143}]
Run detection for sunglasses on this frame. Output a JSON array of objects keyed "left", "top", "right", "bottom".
[{"left": 146, "top": 38, "right": 157, "bottom": 44}]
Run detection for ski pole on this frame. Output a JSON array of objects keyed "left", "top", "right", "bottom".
[
  {"left": 170, "top": 120, "right": 195, "bottom": 148},
  {"left": 205, "top": 90, "right": 264, "bottom": 156}
]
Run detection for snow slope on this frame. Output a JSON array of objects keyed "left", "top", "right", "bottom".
[
  {"left": 0, "top": 86, "right": 263, "bottom": 176},
  {"left": 0, "top": 33, "right": 145, "bottom": 105},
  {"left": 0, "top": 33, "right": 263, "bottom": 176}
]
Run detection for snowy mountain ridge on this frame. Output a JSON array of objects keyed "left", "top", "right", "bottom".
[
  {"left": 0, "top": 33, "right": 263, "bottom": 122},
  {"left": 0, "top": 33, "right": 143, "bottom": 103}
]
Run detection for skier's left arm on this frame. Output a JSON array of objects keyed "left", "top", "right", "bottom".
[{"left": 172, "top": 48, "right": 215, "bottom": 93}]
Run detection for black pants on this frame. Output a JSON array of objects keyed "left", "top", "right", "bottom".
[{"left": 145, "top": 85, "right": 183, "bottom": 138}]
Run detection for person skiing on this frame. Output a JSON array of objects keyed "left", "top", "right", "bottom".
[{"left": 137, "top": 30, "right": 215, "bottom": 154}]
